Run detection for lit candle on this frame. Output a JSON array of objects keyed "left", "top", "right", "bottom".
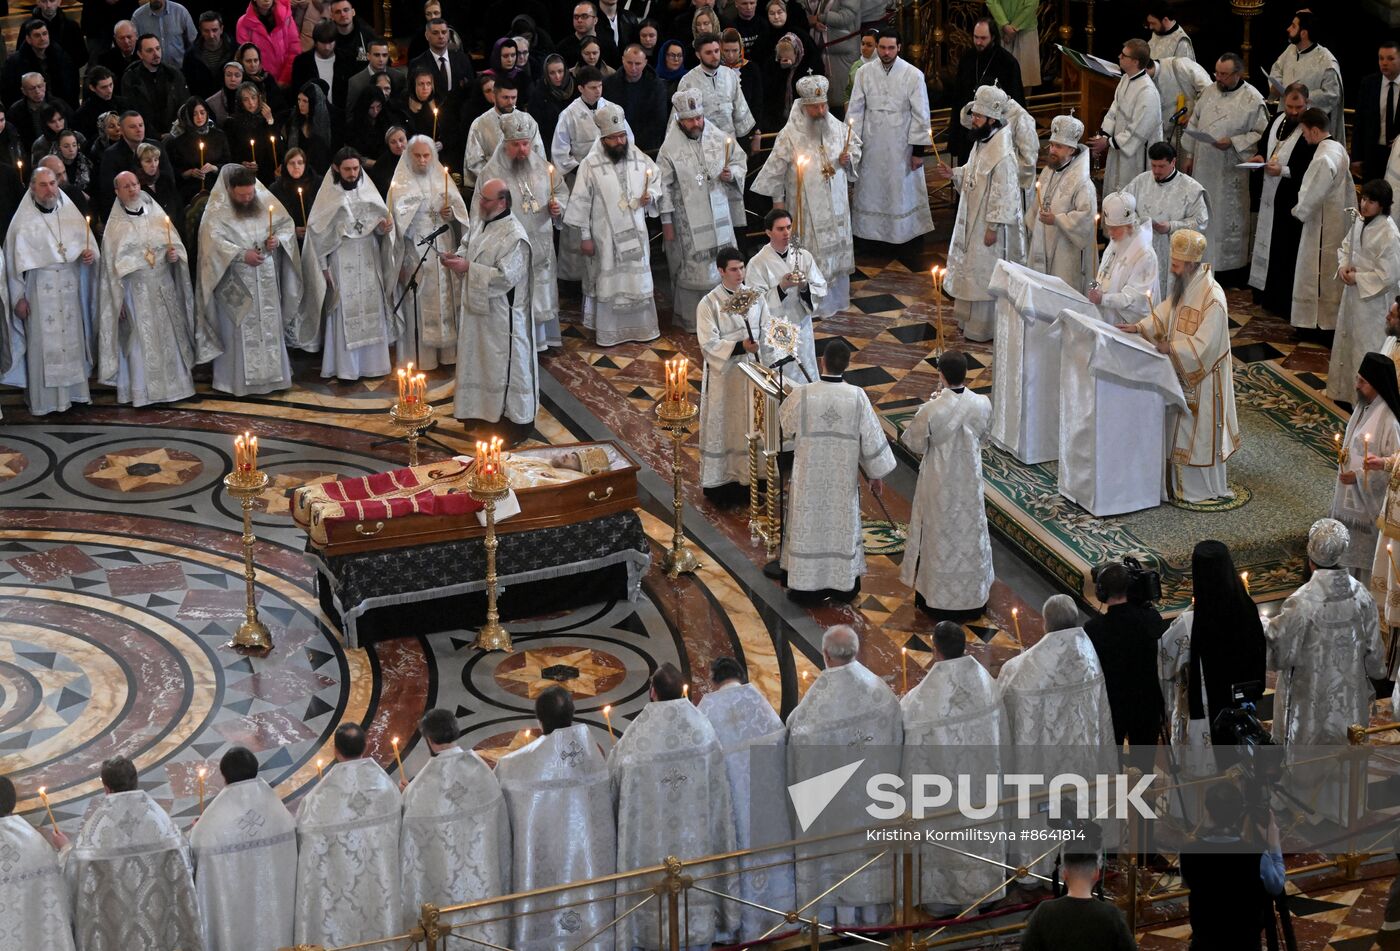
[
  {"left": 1011, "top": 607, "right": 1022, "bottom": 644},
  {"left": 391, "top": 736, "right": 405, "bottom": 776},
  {"left": 164, "top": 214, "right": 172, "bottom": 246},
  {"left": 724, "top": 136, "right": 732, "bottom": 164},
  {"left": 196, "top": 767, "right": 206, "bottom": 814},
  {"left": 248, "top": 434, "right": 257, "bottom": 471},
  {"left": 1240, "top": 571, "right": 1251, "bottom": 595},
  {"left": 269, "top": 135, "right": 277, "bottom": 167},
  {"left": 249, "top": 138, "right": 256, "bottom": 162},
  {"left": 198, "top": 139, "right": 205, "bottom": 167},
  {"left": 297, "top": 186, "right": 306, "bottom": 224},
  {"left": 15, "top": 159, "right": 21, "bottom": 181},
  {"left": 793, "top": 155, "right": 807, "bottom": 237},
  {"left": 415, "top": 372, "right": 426, "bottom": 405},
  {"left": 37, "top": 786, "right": 57, "bottom": 830},
  {"left": 900, "top": 646, "right": 907, "bottom": 694},
  {"left": 547, "top": 162, "right": 556, "bottom": 195},
  {"left": 443, "top": 165, "right": 450, "bottom": 203},
  {"left": 316, "top": 758, "right": 325, "bottom": 780},
  {"left": 84, "top": 215, "right": 91, "bottom": 251},
  {"left": 682, "top": 683, "right": 689, "bottom": 700},
  {"left": 603, "top": 704, "right": 616, "bottom": 739},
  {"left": 432, "top": 105, "right": 439, "bottom": 141},
  {"left": 397, "top": 368, "right": 407, "bottom": 405},
  {"left": 234, "top": 433, "right": 245, "bottom": 473}
]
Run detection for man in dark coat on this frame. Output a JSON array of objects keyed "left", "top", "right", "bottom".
[
  {"left": 1, "top": 18, "right": 79, "bottom": 107},
  {"left": 948, "top": 16, "right": 1024, "bottom": 163},
  {"left": 1084, "top": 562, "right": 1167, "bottom": 761},
  {"left": 123, "top": 33, "right": 189, "bottom": 137},
  {"left": 602, "top": 43, "right": 669, "bottom": 152}
]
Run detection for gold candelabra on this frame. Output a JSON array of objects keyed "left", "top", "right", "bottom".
[
  {"left": 391, "top": 364, "right": 433, "bottom": 466},
  {"left": 747, "top": 376, "right": 781, "bottom": 558},
  {"left": 1231, "top": 0, "right": 1265, "bottom": 74},
  {"left": 225, "top": 431, "right": 272, "bottom": 653},
  {"left": 657, "top": 357, "right": 701, "bottom": 578},
  {"left": 468, "top": 438, "right": 513, "bottom": 652}
]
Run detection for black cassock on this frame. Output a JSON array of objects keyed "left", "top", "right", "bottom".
[{"left": 1257, "top": 124, "right": 1317, "bottom": 317}]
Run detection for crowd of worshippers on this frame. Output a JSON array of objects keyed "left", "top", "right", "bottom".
[{"left": 6, "top": 556, "right": 1393, "bottom": 951}]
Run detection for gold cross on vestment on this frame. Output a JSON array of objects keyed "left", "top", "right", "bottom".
[{"left": 144, "top": 247, "right": 158, "bottom": 267}]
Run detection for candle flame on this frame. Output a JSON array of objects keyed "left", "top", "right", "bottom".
[
  {"left": 603, "top": 704, "right": 611, "bottom": 714},
  {"left": 392, "top": 736, "right": 399, "bottom": 747},
  {"left": 1012, "top": 607, "right": 1019, "bottom": 617},
  {"left": 197, "top": 767, "right": 206, "bottom": 778},
  {"left": 38, "top": 786, "right": 45, "bottom": 796}
]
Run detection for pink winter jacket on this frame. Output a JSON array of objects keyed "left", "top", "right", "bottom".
[{"left": 236, "top": 0, "right": 300, "bottom": 87}]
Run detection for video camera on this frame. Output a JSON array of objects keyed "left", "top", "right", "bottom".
[{"left": 1091, "top": 555, "right": 1163, "bottom": 605}]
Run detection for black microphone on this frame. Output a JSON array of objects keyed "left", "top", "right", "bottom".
[
  {"left": 418, "top": 222, "right": 451, "bottom": 246},
  {"left": 1168, "top": 106, "right": 1189, "bottom": 124}
]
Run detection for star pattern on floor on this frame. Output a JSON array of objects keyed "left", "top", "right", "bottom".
[
  {"left": 85, "top": 447, "right": 202, "bottom": 491},
  {"left": 493, "top": 646, "right": 625, "bottom": 699}
]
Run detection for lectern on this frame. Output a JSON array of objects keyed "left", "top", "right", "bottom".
[{"left": 1055, "top": 310, "right": 1187, "bottom": 516}]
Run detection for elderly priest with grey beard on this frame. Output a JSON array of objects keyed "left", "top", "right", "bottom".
[{"left": 4, "top": 165, "right": 98, "bottom": 415}]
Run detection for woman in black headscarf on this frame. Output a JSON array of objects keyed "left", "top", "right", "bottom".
[
  {"left": 163, "top": 97, "right": 229, "bottom": 202},
  {"left": 269, "top": 146, "right": 319, "bottom": 240},
  {"left": 528, "top": 54, "right": 574, "bottom": 160},
  {"left": 280, "top": 80, "right": 335, "bottom": 176},
  {"left": 223, "top": 81, "right": 280, "bottom": 184}
]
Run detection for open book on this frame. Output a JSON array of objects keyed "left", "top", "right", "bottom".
[{"left": 1057, "top": 44, "right": 1123, "bottom": 79}]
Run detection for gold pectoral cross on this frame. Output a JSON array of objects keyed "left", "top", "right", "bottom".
[{"left": 144, "top": 247, "right": 158, "bottom": 267}]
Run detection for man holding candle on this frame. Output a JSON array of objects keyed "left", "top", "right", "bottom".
[
  {"left": 1027, "top": 113, "right": 1098, "bottom": 295},
  {"left": 657, "top": 87, "right": 746, "bottom": 332},
  {"left": 1333, "top": 354, "right": 1400, "bottom": 581},
  {"left": 302, "top": 146, "right": 397, "bottom": 381},
  {"left": 747, "top": 208, "right": 822, "bottom": 382},
  {"left": 1088, "top": 191, "right": 1158, "bottom": 326},
  {"left": 0, "top": 775, "right": 77, "bottom": 949},
  {"left": 3, "top": 164, "right": 98, "bottom": 415},
  {"left": 189, "top": 746, "right": 297, "bottom": 951},
  {"left": 97, "top": 170, "right": 219, "bottom": 406},
  {"left": 197, "top": 164, "right": 311, "bottom": 395},
  {"left": 389, "top": 134, "right": 470, "bottom": 370}
]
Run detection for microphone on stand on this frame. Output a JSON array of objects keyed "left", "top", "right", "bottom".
[{"left": 417, "top": 221, "right": 452, "bottom": 246}]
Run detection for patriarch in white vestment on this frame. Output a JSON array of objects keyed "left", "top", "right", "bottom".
[
  {"left": 0, "top": 776, "right": 76, "bottom": 951},
  {"left": 747, "top": 208, "right": 822, "bottom": 382},
  {"left": 1179, "top": 52, "right": 1267, "bottom": 273},
  {"left": 303, "top": 148, "right": 398, "bottom": 381},
  {"left": 389, "top": 135, "right": 469, "bottom": 371},
  {"left": 1267, "top": 519, "right": 1386, "bottom": 823},
  {"left": 847, "top": 31, "right": 933, "bottom": 244},
  {"left": 1123, "top": 142, "right": 1209, "bottom": 300},
  {"left": 97, "top": 174, "right": 219, "bottom": 407},
  {"left": 780, "top": 341, "right": 895, "bottom": 601},
  {"left": 462, "top": 77, "right": 543, "bottom": 188},
  {"left": 1289, "top": 108, "right": 1356, "bottom": 332},
  {"left": 495, "top": 686, "right": 616, "bottom": 951},
  {"left": 294, "top": 723, "right": 403, "bottom": 948},
  {"left": 65, "top": 756, "right": 203, "bottom": 951},
  {"left": 551, "top": 71, "right": 630, "bottom": 284},
  {"left": 1331, "top": 182, "right": 1400, "bottom": 401},
  {"left": 444, "top": 178, "right": 536, "bottom": 426},
  {"left": 563, "top": 102, "right": 664, "bottom": 347},
  {"left": 936, "top": 84, "right": 1024, "bottom": 342},
  {"left": 1146, "top": 11, "right": 1195, "bottom": 61},
  {"left": 1087, "top": 192, "right": 1158, "bottom": 325},
  {"left": 1027, "top": 114, "right": 1097, "bottom": 295},
  {"left": 474, "top": 113, "right": 569, "bottom": 351},
  {"left": 1248, "top": 86, "right": 1311, "bottom": 313},
  {"left": 1336, "top": 353, "right": 1400, "bottom": 577},
  {"left": 1147, "top": 55, "right": 1210, "bottom": 148},
  {"left": 400, "top": 708, "right": 511, "bottom": 941},
  {"left": 751, "top": 75, "right": 859, "bottom": 317},
  {"left": 697, "top": 658, "right": 795, "bottom": 943},
  {"left": 1124, "top": 229, "right": 1239, "bottom": 503},
  {"left": 1267, "top": 12, "right": 1345, "bottom": 146},
  {"left": 900, "top": 623, "right": 1010, "bottom": 912},
  {"left": 190, "top": 746, "right": 297, "bottom": 951},
  {"left": 609, "top": 664, "right": 738, "bottom": 950},
  {"left": 696, "top": 248, "right": 775, "bottom": 495},
  {"left": 787, "top": 626, "right": 902, "bottom": 926},
  {"left": 4, "top": 167, "right": 97, "bottom": 415},
  {"left": 899, "top": 350, "right": 994, "bottom": 617},
  {"left": 657, "top": 88, "right": 747, "bottom": 331},
  {"left": 1089, "top": 39, "right": 1162, "bottom": 194},
  {"left": 196, "top": 164, "right": 311, "bottom": 396}
]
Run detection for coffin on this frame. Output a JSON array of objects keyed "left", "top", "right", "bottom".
[{"left": 293, "top": 441, "right": 640, "bottom": 555}]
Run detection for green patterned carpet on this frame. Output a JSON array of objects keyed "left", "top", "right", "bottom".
[{"left": 888, "top": 363, "right": 1342, "bottom": 614}]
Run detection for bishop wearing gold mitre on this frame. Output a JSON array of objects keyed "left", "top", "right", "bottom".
[{"left": 1121, "top": 228, "right": 1240, "bottom": 502}]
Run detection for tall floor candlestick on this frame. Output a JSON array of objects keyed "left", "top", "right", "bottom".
[
  {"left": 656, "top": 358, "right": 701, "bottom": 577},
  {"left": 223, "top": 443, "right": 272, "bottom": 653},
  {"left": 468, "top": 448, "right": 513, "bottom": 652}
]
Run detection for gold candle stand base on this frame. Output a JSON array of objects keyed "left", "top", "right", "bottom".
[
  {"left": 656, "top": 400, "right": 701, "bottom": 578},
  {"left": 389, "top": 401, "right": 436, "bottom": 467},
  {"left": 223, "top": 470, "right": 273, "bottom": 654},
  {"left": 467, "top": 473, "right": 513, "bottom": 652}
]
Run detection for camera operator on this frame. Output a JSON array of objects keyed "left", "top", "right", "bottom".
[
  {"left": 1086, "top": 561, "right": 1167, "bottom": 770},
  {"left": 1021, "top": 824, "right": 1137, "bottom": 950}
]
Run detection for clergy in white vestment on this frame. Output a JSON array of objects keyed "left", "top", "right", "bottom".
[
  {"left": 196, "top": 165, "right": 311, "bottom": 396},
  {"left": 1179, "top": 53, "right": 1267, "bottom": 273},
  {"left": 1386, "top": 134, "right": 1400, "bottom": 232},
  {"left": 936, "top": 84, "right": 1024, "bottom": 342},
  {"left": 696, "top": 249, "right": 774, "bottom": 497},
  {"left": 1289, "top": 108, "right": 1356, "bottom": 331},
  {"left": 302, "top": 149, "right": 398, "bottom": 381},
  {"left": 1248, "top": 86, "right": 1311, "bottom": 312},
  {"left": 1087, "top": 192, "right": 1159, "bottom": 325},
  {"left": 0, "top": 776, "right": 76, "bottom": 951},
  {"left": 847, "top": 31, "right": 933, "bottom": 244},
  {"left": 4, "top": 167, "right": 97, "bottom": 415},
  {"left": 473, "top": 113, "right": 569, "bottom": 351},
  {"left": 389, "top": 136, "right": 469, "bottom": 371},
  {"left": 747, "top": 208, "right": 822, "bottom": 382},
  {"left": 697, "top": 658, "right": 795, "bottom": 943},
  {"left": 899, "top": 350, "right": 993, "bottom": 617},
  {"left": 780, "top": 341, "right": 895, "bottom": 601},
  {"left": 1331, "top": 185, "right": 1400, "bottom": 402},
  {"left": 750, "top": 75, "right": 859, "bottom": 316},
  {"left": 495, "top": 687, "right": 616, "bottom": 951},
  {"left": 1000, "top": 96, "right": 1042, "bottom": 228},
  {"left": 997, "top": 596, "right": 1115, "bottom": 874},
  {"left": 1267, "top": 13, "right": 1346, "bottom": 146},
  {"left": 551, "top": 71, "right": 630, "bottom": 284},
  {"left": 786, "top": 626, "right": 902, "bottom": 926},
  {"left": 1027, "top": 114, "right": 1097, "bottom": 295},
  {"left": 1148, "top": 56, "right": 1210, "bottom": 147},
  {"left": 189, "top": 747, "right": 297, "bottom": 951},
  {"left": 657, "top": 88, "right": 747, "bottom": 331},
  {"left": 563, "top": 103, "right": 664, "bottom": 347},
  {"left": 1146, "top": 10, "right": 1195, "bottom": 61},
  {"left": 1124, "top": 229, "right": 1240, "bottom": 502},
  {"left": 1267, "top": 519, "right": 1386, "bottom": 823},
  {"left": 444, "top": 178, "right": 536, "bottom": 426},
  {"left": 608, "top": 663, "right": 738, "bottom": 950},
  {"left": 900, "top": 623, "right": 1010, "bottom": 912},
  {"left": 400, "top": 709, "right": 511, "bottom": 940},
  {"left": 97, "top": 175, "right": 219, "bottom": 407},
  {"left": 462, "top": 77, "right": 543, "bottom": 187},
  {"left": 1089, "top": 39, "right": 1162, "bottom": 194},
  {"left": 64, "top": 756, "right": 203, "bottom": 951},
  {"left": 294, "top": 723, "right": 403, "bottom": 948},
  {"left": 1335, "top": 354, "right": 1400, "bottom": 577},
  {"left": 675, "top": 37, "right": 758, "bottom": 141},
  {"left": 1123, "top": 142, "right": 1209, "bottom": 300}
]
